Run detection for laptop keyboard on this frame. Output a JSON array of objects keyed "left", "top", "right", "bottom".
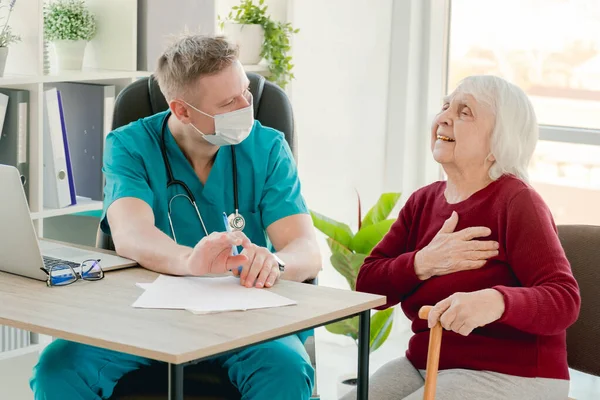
[{"left": 42, "top": 256, "right": 80, "bottom": 272}]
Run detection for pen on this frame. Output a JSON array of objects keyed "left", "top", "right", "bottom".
[{"left": 223, "top": 212, "right": 243, "bottom": 274}]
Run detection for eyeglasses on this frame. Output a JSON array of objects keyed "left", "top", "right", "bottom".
[{"left": 41, "top": 259, "right": 104, "bottom": 287}]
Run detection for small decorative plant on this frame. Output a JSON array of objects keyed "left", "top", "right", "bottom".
[
  {"left": 0, "top": 0, "right": 21, "bottom": 48},
  {"left": 43, "top": 0, "right": 97, "bottom": 42},
  {"left": 220, "top": 0, "right": 298, "bottom": 89},
  {"left": 310, "top": 192, "right": 402, "bottom": 353}
]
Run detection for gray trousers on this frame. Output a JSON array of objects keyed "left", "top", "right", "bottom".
[{"left": 340, "top": 357, "right": 570, "bottom": 400}]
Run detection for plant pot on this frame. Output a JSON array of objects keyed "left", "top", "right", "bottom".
[
  {"left": 337, "top": 372, "right": 358, "bottom": 399},
  {"left": 53, "top": 39, "right": 87, "bottom": 70},
  {"left": 223, "top": 22, "right": 264, "bottom": 65},
  {"left": 0, "top": 47, "right": 8, "bottom": 77}
]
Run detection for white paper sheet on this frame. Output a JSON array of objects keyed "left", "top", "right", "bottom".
[
  {"left": 135, "top": 283, "right": 152, "bottom": 290},
  {"left": 132, "top": 275, "right": 296, "bottom": 313}
]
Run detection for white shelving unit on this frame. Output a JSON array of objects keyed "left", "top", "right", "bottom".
[
  {"left": 2, "top": 0, "right": 148, "bottom": 236},
  {"left": 0, "top": 0, "right": 147, "bottom": 369}
]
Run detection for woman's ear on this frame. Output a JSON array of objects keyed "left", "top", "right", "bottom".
[{"left": 486, "top": 152, "right": 496, "bottom": 163}]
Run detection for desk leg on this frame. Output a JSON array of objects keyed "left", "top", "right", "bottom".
[
  {"left": 357, "top": 310, "right": 370, "bottom": 400},
  {"left": 168, "top": 363, "right": 184, "bottom": 400}
]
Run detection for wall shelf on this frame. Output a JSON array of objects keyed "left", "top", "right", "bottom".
[
  {"left": 0, "top": 70, "right": 152, "bottom": 86},
  {"left": 30, "top": 198, "right": 103, "bottom": 220}
]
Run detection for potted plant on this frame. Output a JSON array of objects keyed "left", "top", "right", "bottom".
[
  {"left": 310, "top": 192, "right": 402, "bottom": 397},
  {"left": 0, "top": 0, "right": 21, "bottom": 77},
  {"left": 219, "top": 0, "right": 298, "bottom": 88},
  {"left": 44, "top": 0, "right": 97, "bottom": 71}
]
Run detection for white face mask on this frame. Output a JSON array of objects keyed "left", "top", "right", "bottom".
[{"left": 184, "top": 92, "right": 254, "bottom": 146}]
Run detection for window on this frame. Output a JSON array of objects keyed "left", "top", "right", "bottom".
[{"left": 447, "top": 0, "right": 600, "bottom": 225}]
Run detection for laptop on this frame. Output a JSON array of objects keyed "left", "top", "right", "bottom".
[{"left": 0, "top": 164, "right": 137, "bottom": 281}]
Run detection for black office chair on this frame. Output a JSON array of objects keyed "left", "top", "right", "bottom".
[{"left": 96, "top": 73, "right": 318, "bottom": 400}]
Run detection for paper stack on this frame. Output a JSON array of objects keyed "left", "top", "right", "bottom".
[{"left": 133, "top": 274, "right": 297, "bottom": 314}]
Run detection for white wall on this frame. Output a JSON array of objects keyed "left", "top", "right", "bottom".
[
  {"left": 291, "top": 0, "right": 394, "bottom": 234},
  {"left": 138, "top": 0, "right": 216, "bottom": 71}
]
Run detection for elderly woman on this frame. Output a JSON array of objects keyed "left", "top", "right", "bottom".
[{"left": 342, "top": 75, "right": 580, "bottom": 400}]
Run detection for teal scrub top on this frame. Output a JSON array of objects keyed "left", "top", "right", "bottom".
[{"left": 100, "top": 110, "right": 308, "bottom": 250}]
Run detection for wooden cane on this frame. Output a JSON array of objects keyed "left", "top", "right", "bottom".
[{"left": 418, "top": 305, "right": 442, "bottom": 400}]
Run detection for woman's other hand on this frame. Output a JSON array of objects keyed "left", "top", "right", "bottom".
[
  {"left": 414, "top": 211, "right": 499, "bottom": 280},
  {"left": 427, "top": 289, "right": 505, "bottom": 335}
]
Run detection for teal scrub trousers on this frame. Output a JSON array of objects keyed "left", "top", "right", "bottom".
[{"left": 30, "top": 334, "right": 314, "bottom": 400}]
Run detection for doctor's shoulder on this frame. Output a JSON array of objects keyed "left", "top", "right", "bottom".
[
  {"left": 106, "top": 112, "right": 164, "bottom": 151},
  {"left": 245, "top": 120, "right": 293, "bottom": 161}
]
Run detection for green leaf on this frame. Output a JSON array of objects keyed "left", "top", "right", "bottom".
[
  {"left": 350, "top": 253, "right": 367, "bottom": 276},
  {"left": 325, "top": 317, "right": 358, "bottom": 340},
  {"left": 362, "top": 193, "right": 402, "bottom": 228},
  {"left": 329, "top": 252, "right": 366, "bottom": 290},
  {"left": 310, "top": 210, "right": 354, "bottom": 248},
  {"left": 330, "top": 252, "right": 357, "bottom": 290},
  {"left": 326, "top": 237, "right": 351, "bottom": 256},
  {"left": 369, "top": 309, "right": 394, "bottom": 352},
  {"left": 350, "top": 219, "right": 396, "bottom": 254},
  {"left": 325, "top": 308, "right": 394, "bottom": 352}
]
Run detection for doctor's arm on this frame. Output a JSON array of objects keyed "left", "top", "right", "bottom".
[
  {"left": 103, "top": 134, "right": 249, "bottom": 277},
  {"left": 108, "top": 198, "right": 250, "bottom": 276},
  {"left": 108, "top": 198, "right": 192, "bottom": 275},
  {"left": 267, "top": 214, "right": 322, "bottom": 282},
  {"left": 235, "top": 213, "right": 321, "bottom": 288},
  {"left": 235, "top": 135, "right": 321, "bottom": 288}
]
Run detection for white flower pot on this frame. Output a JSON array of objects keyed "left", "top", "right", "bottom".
[
  {"left": 53, "top": 40, "right": 87, "bottom": 70},
  {"left": 0, "top": 47, "right": 8, "bottom": 77},
  {"left": 337, "top": 372, "right": 358, "bottom": 399},
  {"left": 223, "top": 23, "right": 264, "bottom": 65}
]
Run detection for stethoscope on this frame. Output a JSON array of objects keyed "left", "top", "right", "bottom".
[{"left": 160, "top": 112, "right": 245, "bottom": 244}]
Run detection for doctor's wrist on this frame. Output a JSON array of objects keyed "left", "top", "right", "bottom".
[{"left": 173, "top": 247, "right": 194, "bottom": 276}]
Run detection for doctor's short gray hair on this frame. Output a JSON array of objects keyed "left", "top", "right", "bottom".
[
  {"left": 155, "top": 34, "right": 239, "bottom": 101},
  {"left": 454, "top": 75, "right": 539, "bottom": 182}
]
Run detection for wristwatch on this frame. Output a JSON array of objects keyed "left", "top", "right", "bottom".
[{"left": 272, "top": 253, "right": 286, "bottom": 272}]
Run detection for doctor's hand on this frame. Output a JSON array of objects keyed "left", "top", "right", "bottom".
[
  {"left": 427, "top": 289, "right": 505, "bottom": 336},
  {"left": 233, "top": 243, "right": 281, "bottom": 288},
  {"left": 183, "top": 231, "right": 251, "bottom": 276}
]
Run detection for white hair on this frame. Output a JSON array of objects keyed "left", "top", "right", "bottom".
[{"left": 454, "top": 75, "right": 539, "bottom": 182}]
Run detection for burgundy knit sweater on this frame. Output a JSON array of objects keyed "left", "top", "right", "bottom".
[{"left": 356, "top": 175, "right": 580, "bottom": 379}]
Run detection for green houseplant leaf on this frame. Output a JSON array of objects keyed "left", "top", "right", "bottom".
[
  {"left": 325, "top": 317, "right": 358, "bottom": 340},
  {"left": 361, "top": 193, "right": 401, "bottom": 228},
  {"left": 310, "top": 210, "right": 354, "bottom": 249},
  {"left": 44, "top": 0, "right": 97, "bottom": 42},
  {"left": 330, "top": 252, "right": 357, "bottom": 290},
  {"left": 326, "top": 237, "right": 352, "bottom": 256},
  {"left": 324, "top": 308, "right": 394, "bottom": 353},
  {"left": 311, "top": 191, "right": 401, "bottom": 354},
  {"left": 220, "top": 0, "right": 298, "bottom": 88},
  {"left": 369, "top": 308, "right": 394, "bottom": 352},
  {"left": 350, "top": 219, "right": 396, "bottom": 255}
]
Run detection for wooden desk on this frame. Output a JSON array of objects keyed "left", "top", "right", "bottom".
[{"left": 0, "top": 267, "right": 386, "bottom": 400}]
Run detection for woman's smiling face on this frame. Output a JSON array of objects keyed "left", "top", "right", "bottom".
[{"left": 430, "top": 89, "right": 496, "bottom": 174}]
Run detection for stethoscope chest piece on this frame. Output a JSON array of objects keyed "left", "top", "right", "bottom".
[{"left": 227, "top": 211, "right": 245, "bottom": 231}]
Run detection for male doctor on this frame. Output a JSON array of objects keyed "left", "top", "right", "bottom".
[{"left": 30, "top": 34, "right": 322, "bottom": 400}]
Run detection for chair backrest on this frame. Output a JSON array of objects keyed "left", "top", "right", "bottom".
[
  {"left": 557, "top": 224, "right": 600, "bottom": 377},
  {"left": 96, "top": 72, "right": 296, "bottom": 251}
]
